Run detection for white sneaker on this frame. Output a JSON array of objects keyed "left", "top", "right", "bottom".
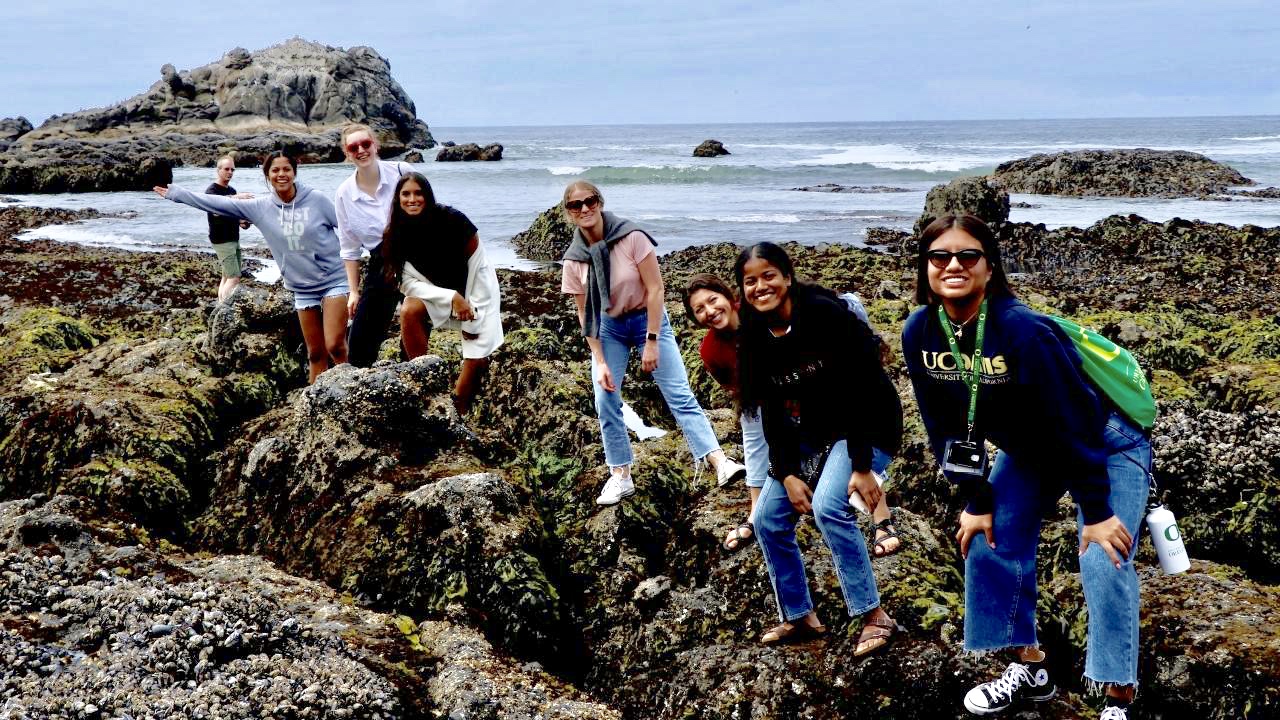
[
  {"left": 596, "top": 472, "right": 635, "bottom": 506},
  {"left": 715, "top": 458, "right": 747, "bottom": 487}
]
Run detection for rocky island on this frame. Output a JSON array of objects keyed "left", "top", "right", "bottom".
[
  {"left": 1, "top": 165, "right": 1277, "bottom": 718},
  {"left": 0, "top": 39, "right": 434, "bottom": 194}
]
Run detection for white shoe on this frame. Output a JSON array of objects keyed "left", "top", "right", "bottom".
[
  {"left": 715, "top": 458, "right": 747, "bottom": 487},
  {"left": 963, "top": 661, "right": 1056, "bottom": 715},
  {"left": 596, "top": 472, "right": 635, "bottom": 506}
]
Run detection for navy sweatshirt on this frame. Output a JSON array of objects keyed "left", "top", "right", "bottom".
[
  {"left": 744, "top": 286, "right": 903, "bottom": 480},
  {"left": 901, "top": 294, "right": 1114, "bottom": 525}
]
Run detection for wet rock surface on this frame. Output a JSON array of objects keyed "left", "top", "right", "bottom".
[
  {"left": 436, "top": 143, "right": 504, "bottom": 161},
  {"left": 0, "top": 39, "right": 434, "bottom": 193},
  {"left": 510, "top": 203, "right": 575, "bottom": 261},
  {"left": 791, "top": 183, "right": 911, "bottom": 193},
  {"left": 692, "top": 139, "right": 730, "bottom": 157},
  {"left": 1, "top": 196, "right": 1278, "bottom": 717},
  {"left": 991, "top": 148, "right": 1253, "bottom": 198}
]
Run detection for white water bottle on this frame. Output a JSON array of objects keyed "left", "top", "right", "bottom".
[{"left": 1146, "top": 504, "right": 1190, "bottom": 575}]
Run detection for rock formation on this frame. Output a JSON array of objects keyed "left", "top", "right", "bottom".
[
  {"left": 435, "top": 143, "right": 504, "bottom": 161},
  {"left": 0, "top": 39, "right": 435, "bottom": 193},
  {"left": 991, "top": 148, "right": 1253, "bottom": 198},
  {"left": 791, "top": 183, "right": 911, "bottom": 193},
  {"left": 1, "top": 199, "right": 1278, "bottom": 718},
  {"left": 914, "top": 175, "right": 1010, "bottom": 234},
  {"left": 692, "top": 139, "right": 730, "bottom": 157},
  {"left": 510, "top": 203, "right": 576, "bottom": 260}
]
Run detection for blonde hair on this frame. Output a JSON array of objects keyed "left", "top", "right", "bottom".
[
  {"left": 561, "top": 180, "right": 604, "bottom": 222},
  {"left": 216, "top": 154, "right": 236, "bottom": 168},
  {"left": 340, "top": 123, "right": 376, "bottom": 146}
]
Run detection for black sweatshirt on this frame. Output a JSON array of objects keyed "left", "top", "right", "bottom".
[
  {"left": 901, "top": 293, "right": 1113, "bottom": 524},
  {"left": 745, "top": 286, "right": 903, "bottom": 479},
  {"left": 205, "top": 183, "right": 240, "bottom": 245}
]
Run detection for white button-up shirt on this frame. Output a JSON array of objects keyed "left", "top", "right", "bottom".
[{"left": 334, "top": 160, "right": 408, "bottom": 261}]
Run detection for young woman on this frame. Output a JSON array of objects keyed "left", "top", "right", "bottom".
[
  {"left": 334, "top": 124, "right": 410, "bottom": 367},
  {"left": 734, "top": 242, "right": 902, "bottom": 654},
  {"left": 382, "top": 172, "right": 503, "bottom": 414},
  {"left": 560, "top": 180, "right": 745, "bottom": 506},
  {"left": 155, "top": 151, "right": 349, "bottom": 383},
  {"left": 901, "top": 214, "right": 1148, "bottom": 719},
  {"left": 683, "top": 274, "right": 903, "bottom": 555}
]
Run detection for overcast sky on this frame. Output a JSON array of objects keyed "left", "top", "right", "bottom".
[{"left": 3, "top": 0, "right": 1277, "bottom": 128}]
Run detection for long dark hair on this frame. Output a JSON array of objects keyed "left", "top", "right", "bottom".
[
  {"left": 733, "top": 243, "right": 798, "bottom": 415},
  {"left": 682, "top": 273, "right": 737, "bottom": 324},
  {"left": 261, "top": 151, "right": 298, "bottom": 178},
  {"left": 380, "top": 172, "right": 446, "bottom": 284},
  {"left": 914, "top": 214, "right": 1013, "bottom": 305}
]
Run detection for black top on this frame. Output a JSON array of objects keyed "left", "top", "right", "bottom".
[
  {"left": 744, "top": 285, "right": 903, "bottom": 479},
  {"left": 901, "top": 293, "right": 1113, "bottom": 524},
  {"left": 205, "top": 183, "right": 240, "bottom": 245},
  {"left": 400, "top": 205, "right": 477, "bottom": 293}
]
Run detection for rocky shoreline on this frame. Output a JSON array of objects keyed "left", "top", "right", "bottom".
[
  {"left": 1, "top": 192, "right": 1277, "bottom": 718},
  {"left": 0, "top": 40, "right": 434, "bottom": 194}
]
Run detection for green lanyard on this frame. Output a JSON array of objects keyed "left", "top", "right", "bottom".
[{"left": 937, "top": 300, "right": 988, "bottom": 441}]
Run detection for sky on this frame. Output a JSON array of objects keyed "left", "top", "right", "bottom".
[{"left": 2, "top": 0, "right": 1277, "bottom": 128}]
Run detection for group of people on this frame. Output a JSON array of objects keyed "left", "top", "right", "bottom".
[
  {"left": 557, "top": 184, "right": 1148, "bottom": 720},
  {"left": 154, "top": 125, "right": 503, "bottom": 411},
  {"left": 160, "top": 149, "right": 1149, "bottom": 719}
]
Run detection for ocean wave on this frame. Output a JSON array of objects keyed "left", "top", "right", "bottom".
[
  {"left": 634, "top": 212, "right": 801, "bottom": 224},
  {"left": 1229, "top": 135, "right": 1280, "bottom": 141},
  {"left": 16, "top": 225, "right": 177, "bottom": 252},
  {"left": 791, "top": 144, "right": 994, "bottom": 173},
  {"left": 548, "top": 166, "right": 588, "bottom": 175}
]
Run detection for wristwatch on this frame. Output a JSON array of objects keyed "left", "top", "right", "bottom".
[{"left": 646, "top": 332, "right": 659, "bottom": 342}]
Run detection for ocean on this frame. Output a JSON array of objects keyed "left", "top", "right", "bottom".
[{"left": 8, "top": 116, "right": 1280, "bottom": 279}]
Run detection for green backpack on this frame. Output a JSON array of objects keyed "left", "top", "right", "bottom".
[{"left": 1050, "top": 315, "right": 1156, "bottom": 430}]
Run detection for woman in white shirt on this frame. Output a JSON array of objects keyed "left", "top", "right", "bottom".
[
  {"left": 380, "top": 172, "right": 503, "bottom": 414},
  {"left": 334, "top": 123, "right": 411, "bottom": 367}
]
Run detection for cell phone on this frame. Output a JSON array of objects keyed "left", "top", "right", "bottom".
[{"left": 943, "top": 439, "right": 988, "bottom": 477}]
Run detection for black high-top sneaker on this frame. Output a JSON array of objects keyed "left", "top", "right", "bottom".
[{"left": 963, "top": 658, "right": 1057, "bottom": 715}]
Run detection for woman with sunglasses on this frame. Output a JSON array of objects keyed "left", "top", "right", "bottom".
[
  {"left": 683, "top": 273, "right": 904, "bottom": 556},
  {"left": 382, "top": 172, "right": 503, "bottom": 414},
  {"left": 902, "top": 214, "right": 1148, "bottom": 719},
  {"left": 155, "top": 151, "right": 349, "bottom": 383},
  {"left": 734, "top": 242, "right": 902, "bottom": 654},
  {"left": 334, "top": 124, "right": 412, "bottom": 367},
  {"left": 560, "top": 180, "right": 745, "bottom": 506}
]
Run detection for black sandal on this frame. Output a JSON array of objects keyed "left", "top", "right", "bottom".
[
  {"left": 723, "top": 522, "right": 754, "bottom": 552},
  {"left": 872, "top": 514, "right": 903, "bottom": 558}
]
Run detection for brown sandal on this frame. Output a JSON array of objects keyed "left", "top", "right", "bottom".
[
  {"left": 761, "top": 621, "right": 829, "bottom": 645},
  {"left": 853, "top": 615, "right": 898, "bottom": 658}
]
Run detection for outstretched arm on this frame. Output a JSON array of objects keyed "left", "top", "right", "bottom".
[{"left": 155, "top": 185, "right": 256, "bottom": 223}]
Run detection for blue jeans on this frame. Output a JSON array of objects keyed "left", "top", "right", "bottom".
[
  {"left": 593, "top": 309, "right": 719, "bottom": 468},
  {"left": 964, "top": 411, "right": 1150, "bottom": 686},
  {"left": 756, "top": 441, "right": 892, "bottom": 621},
  {"left": 740, "top": 411, "right": 769, "bottom": 489}
]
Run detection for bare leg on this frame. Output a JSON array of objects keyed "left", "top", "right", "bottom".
[
  {"left": 322, "top": 294, "right": 349, "bottom": 366},
  {"left": 400, "top": 298, "right": 431, "bottom": 359},
  {"left": 454, "top": 356, "right": 490, "bottom": 415},
  {"left": 224, "top": 276, "right": 241, "bottom": 299},
  {"left": 724, "top": 485, "right": 763, "bottom": 548},
  {"left": 297, "top": 308, "right": 328, "bottom": 383}
]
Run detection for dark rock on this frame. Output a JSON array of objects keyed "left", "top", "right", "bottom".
[
  {"left": 435, "top": 143, "right": 503, "bottom": 162},
  {"left": 403, "top": 150, "right": 423, "bottom": 163},
  {"left": 0, "top": 39, "right": 435, "bottom": 193},
  {"left": 991, "top": 149, "right": 1253, "bottom": 198},
  {"left": 0, "top": 116, "right": 32, "bottom": 143},
  {"left": 510, "top": 204, "right": 576, "bottom": 261},
  {"left": 864, "top": 226, "right": 911, "bottom": 247},
  {"left": 1233, "top": 186, "right": 1280, "bottom": 199},
  {"left": 442, "top": 140, "right": 456, "bottom": 147},
  {"left": 915, "top": 176, "right": 1010, "bottom": 235},
  {"left": 791, "top": 183, "right": 911, "bottom": 193},
  {"left": 692, "top": 139, "right": 729, "bottom": 157}
]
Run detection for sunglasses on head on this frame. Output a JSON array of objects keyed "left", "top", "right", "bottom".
[
  {"left": 345, "top": 138, "right": 374, "bottom": 154},
  {"left": 925, "top": 249, "right": 985, "bottom": 269},
  {"left": 564, "top": 195, "right": 600, "bottom": 213}
]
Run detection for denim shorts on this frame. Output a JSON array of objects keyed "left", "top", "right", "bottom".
[{"left": 292, "top": 281, "right": 350, "bottom": 310}]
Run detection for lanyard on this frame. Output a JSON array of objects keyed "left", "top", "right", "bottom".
[{"left": 937, "top": 300, "right": 988, "bottom": 441}]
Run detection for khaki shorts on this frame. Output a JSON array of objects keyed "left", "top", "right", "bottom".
[{"left": 212, "top": 241, "right": 242, "bottom": 279}]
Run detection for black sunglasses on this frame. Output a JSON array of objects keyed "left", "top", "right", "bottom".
[
  {"left": 564, "top": 195, "right": 600, "bottom": 213},
  {"left": 925, "top": 249, "right": 985, "bottom": 269}
]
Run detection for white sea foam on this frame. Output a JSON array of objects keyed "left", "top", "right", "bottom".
[
  {"left": 548, "top": 166, "right": 588, "bottom": 175},
  {"left": 1229, "top": 135, "right": 1280, "bottom": 141},
  {"left": 791, "top": 144, "right": 994, "bottom": 172},
  {"left": 16, "top": 225, "right": 175, "bottom": 252}
]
